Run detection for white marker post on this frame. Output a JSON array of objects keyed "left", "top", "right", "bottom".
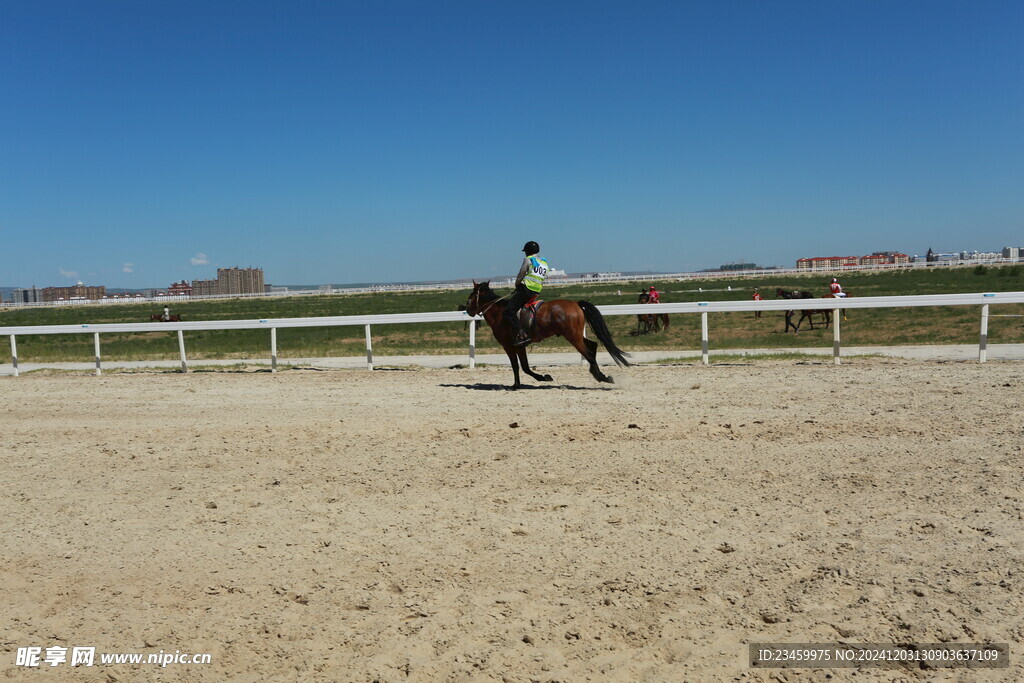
[
  {"left": 177, "top": 329, "right": 188, "bottom": 373},
  {"left": 468, "top": 318, "right": 476, "bottom": 369},
  {"left": 701, "top": 310, "right": 709, "bottom": 365},
  {"left": 365, "top": 324, "right": 373, "bottom": 370},
  {"left": 94, "top": 332, "right": 102, "bottom": 376},
  {"left": 979, "top": 304, "right": 989, "bottom": 363},
  {"left": 9, "top": 335, "right": 18, "bottom": 377},
  {"left": 270, "top": 327, "right": 278, "bottom": 372},
  {"left": 833, "top": 309, "right": 841, "bottom": 365}
]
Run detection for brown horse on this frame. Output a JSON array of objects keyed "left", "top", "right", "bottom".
[
  {"left": 150, "top": 314, "right": 181, "bottom": 322},
  {"left": 776, "top": 288, "right": 816, "bottom": 333},
  {"left": 465, "top": 281, "right": 630, "bottom": 389},
  {"left": 823, "top": 293, "right": 850, "bottom": 322},
  {"left": 635, "top": 292, "right": 670, "bottom": 334}
]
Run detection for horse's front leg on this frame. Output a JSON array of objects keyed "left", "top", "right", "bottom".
[
  {"left": 799, "top": 311, "right": 813, "bottom": 331},
  {"left": 502, "top": 346, "right": 523, "bottom": 389},
  {"left": 517, "top": 347, "right": 553, "bottom": 382}
]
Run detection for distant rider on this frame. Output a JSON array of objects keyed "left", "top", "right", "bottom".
[
  {"left": 647, "top": 286, "right": 661, "bottom": 304},
  {"left": 505, "top": 241, "right": 548, "bottom": 345},
  {"left": 829, "top": 278, "right": 847, "bottom": 297},
  {"left": 752, "top": 287, "right": 762, "bottom": 318},
  {"left": 162, "top": 306, "right": 171, "bottom": 321}
]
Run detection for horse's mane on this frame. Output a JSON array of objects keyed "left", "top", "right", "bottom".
[{"left": 476, "top": 282, "right": 500, "bottom": 303}]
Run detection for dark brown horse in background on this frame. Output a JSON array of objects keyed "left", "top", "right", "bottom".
[
  {"left": 465, "top": 281, "right": 630, "bottom": 389},
  {"left": 775, "top": 288, "right": 822, "bottom": 332},
  {"left": 635, "top": 292, "right": 671, "bottom": 335},
  {"left": 150, "top": 314, "right": 182, "bottom": 322},
  {"left": 776, "top": 289, "right": 849, "bottom": 332}
]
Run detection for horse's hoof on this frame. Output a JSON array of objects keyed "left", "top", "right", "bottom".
[
  {"left": 541, "top": 374, "right": 553, "bottom": 382},
  {"left": 603, "top": 375, "right": 615, "bottom": 384}
]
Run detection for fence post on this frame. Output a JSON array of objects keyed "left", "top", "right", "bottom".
[
  {"left": 979, "top": 304, "right": 989, "bottom": 363},
  {"left": 365, "top": 324, "right": 373, "bottom": 370},
  {"left": 94, "top": 332, "right": 102, "bottom": 376},
  {"left": 833, "top": 308, "right": 841, "bottom": 365},
  {"left": 270, "top": 327, "right": 278, "bottom": 372},
  {"left": 177, "top": 329, "right": 188, "bottom": 373},
  {"left": 9, "top": 334, "right": 18, "bottom": 377},
  {"left": 701, "top": 311, "right": 709, "bottom": 365},
  {"left": 468, "top": 318, "right": 476, "bottom": 369}
]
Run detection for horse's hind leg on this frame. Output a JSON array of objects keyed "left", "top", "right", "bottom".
[
  {"left": 568, "top": 333, "right": 612, "bottom": 384},
  {"left": 516, "top": 348, "right": 553, "bottom": 382}
]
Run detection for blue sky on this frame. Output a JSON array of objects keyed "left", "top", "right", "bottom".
[{"left": 2, "top": 0, "right": 1022, "bottom": 287}]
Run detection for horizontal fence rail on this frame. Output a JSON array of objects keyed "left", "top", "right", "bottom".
[
  {"left": 5, "top": 258, "right": 1024, "bottom": 310},
  {"left": 3, "top": 291, "right": 1023, "bottom": 376}
]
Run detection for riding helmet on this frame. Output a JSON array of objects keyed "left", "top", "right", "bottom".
[{"left": 522, "top": 241, "right": 540, "bottom": 255}]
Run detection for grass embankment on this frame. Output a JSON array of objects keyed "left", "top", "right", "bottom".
[{"left": 2, "top": 266, "right": 1022, "bottom": 363}]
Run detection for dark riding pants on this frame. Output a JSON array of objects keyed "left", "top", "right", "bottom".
[{"left": 504, "top": 285, "right": 536, "bottom": 338}]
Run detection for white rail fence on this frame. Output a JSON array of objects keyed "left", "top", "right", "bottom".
[
  {"left": 5, "top": 258, "right": 1023, "bottom": 311},
  {"left": 2, "top": 292, "right": 1023, "bottom": 377}
]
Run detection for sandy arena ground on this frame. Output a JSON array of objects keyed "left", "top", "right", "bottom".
[{"left": 2, "top": 359, "right": 1022, "bottom": 681}]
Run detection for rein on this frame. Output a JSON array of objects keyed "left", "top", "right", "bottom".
[{"left": 469, "top": 290, "right": 512, "bottom": 317}]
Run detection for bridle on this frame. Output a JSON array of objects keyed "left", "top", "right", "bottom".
[{"left": 467, "top": 287, "right": 510, "bottom": 317}]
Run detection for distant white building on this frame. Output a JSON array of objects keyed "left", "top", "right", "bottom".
[{"left": 1003, "top": 247, "right": 1021, "bottom": 259}]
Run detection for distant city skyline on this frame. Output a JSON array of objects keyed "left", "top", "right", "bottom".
[{"left": 2, "top": 1, "right": 1021, "bottom": 288}]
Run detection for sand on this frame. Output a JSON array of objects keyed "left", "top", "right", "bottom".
[{"left": 1, "top": 359, "right": 1022, "bottom": 681}]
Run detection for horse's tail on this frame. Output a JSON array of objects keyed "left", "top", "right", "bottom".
[{"left": 579, "top": 301, "right": 631, "bottom": 367}]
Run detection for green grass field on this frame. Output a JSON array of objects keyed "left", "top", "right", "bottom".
[{"left": 2, "top": 265, "right": 1023, "bottom": 363}]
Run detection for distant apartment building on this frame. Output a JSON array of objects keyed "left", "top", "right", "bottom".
[
  {"left": 8, "top": 287, "right": 43, "bottom": 304},
  {"left": 1003, "top": 247, "right": 1022, "bottom": 259},
  {"left": 797, "top": 253, "right": 910, "bottom": 270},
  {"left": 168, "top": 280, "right": 192, "bottom": 296},
  {"left": 191, "top": 267, "right": 264, "bottom": 296},
  {"left": 192, "top": 278, "right": 217, "bottom": 296},
  {"left": 796, "top": 256, "right": 859, "bottom": 270},
  {"left": 41, "top": 283, "right": 106, "bottom": 302}
]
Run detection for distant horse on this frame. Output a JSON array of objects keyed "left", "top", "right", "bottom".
[
  {"left": 775, "top": 288, "right": 822, "bottom": 333},
  {"left": 150, "top": 314, "right": 181, "bottom": 322},
  {"left": 635, "top": 292, "right": 670, "bottom": 335},
  {"left": 823, "top": 293, "right": 850, "bottom": 322},
  {"left": 465, "top": 281, "right": 630, "bottom": 389}
]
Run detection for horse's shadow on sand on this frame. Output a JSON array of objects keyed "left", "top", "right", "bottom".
[{"left": 440, "top": 382, "right": 614, "bottom": 392}]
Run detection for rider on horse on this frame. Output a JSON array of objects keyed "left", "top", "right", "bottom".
[
  {"left": 647, "top": 286, "right": 660, "bottom": 304},
  {"left": 505, "top": 241, "right": 548, "bottom": 346},
  {"left": 829, "top": 278, "right": 847, "bottom": 297}
]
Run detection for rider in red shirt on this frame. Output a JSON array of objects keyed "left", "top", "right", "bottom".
[
  {"left": 647, "top": 286, "right": 660, "bottom": 304},
  {"left": 752, "top": 288, "right": 762, "bottom": 318},
  {"left": 829, "top": 278, "right": 846, "bottom": 297}
]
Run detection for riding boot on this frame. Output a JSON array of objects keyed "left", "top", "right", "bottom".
[{"left": 505, "top": 310, "right": 530, "bottom": 346}]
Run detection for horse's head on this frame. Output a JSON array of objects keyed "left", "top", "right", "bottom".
[{"left": 465, "top": 281, "right": 495, "bottom": 317}]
